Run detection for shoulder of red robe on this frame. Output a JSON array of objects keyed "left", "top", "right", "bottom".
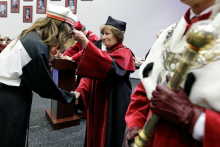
[
  {"left": 110, "top": 48, "right": 135, "bottom": 72},
  {"left": 46, "top": 4, "right": 77, "bottom": 27},
  {"left": 87, "top": 31, "right": 99, "bottom": 42}
]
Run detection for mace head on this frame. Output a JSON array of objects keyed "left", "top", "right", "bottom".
[{"left": 186, "top": 22, "right": 218, "bottom": 49}]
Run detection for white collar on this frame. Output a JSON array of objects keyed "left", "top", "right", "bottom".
[
  {"left": 101, "top": 42, "right": 106, "bottom": 51},
  {"left": 190, "top": 5, "right": 214, "bottom": 20}
]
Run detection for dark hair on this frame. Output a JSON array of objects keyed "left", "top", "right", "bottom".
[{"left": 82, "top": 25, "right": 86, "bottom": 31}]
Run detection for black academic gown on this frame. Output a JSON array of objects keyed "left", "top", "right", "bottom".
[{"left": 0, "top": 31, "right": 75, "bottom": 147}]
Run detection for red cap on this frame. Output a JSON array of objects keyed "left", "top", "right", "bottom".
[
  {"left": 0, "top": 38, "right": 3, "bottom": 41},
  {"left": 74, "top": 21, "right": 83, "bottom": 31}
]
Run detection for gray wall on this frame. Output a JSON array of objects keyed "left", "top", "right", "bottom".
[{"left": 0, "top": 0, "right": 189, "bottom": 78}]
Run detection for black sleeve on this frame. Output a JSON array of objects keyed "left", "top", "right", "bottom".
[
  {"left": 20, "top": 53, "right": 75, "bottom": 104},
  {"left": 92, "top": 40, "right": 102, "bottom": 50},
  {"left": 107, "top": 58, "right": 130, "bottom": 79}
]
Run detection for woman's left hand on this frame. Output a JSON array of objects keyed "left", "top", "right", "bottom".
[
  {"left": 71, "top": 91, "right": 81, "bottom": 105},
  {"left": 61, "top": 55, "right": 73, "bottom": 61}
]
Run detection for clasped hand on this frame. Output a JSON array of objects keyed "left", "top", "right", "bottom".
[{"left": 71, "top": 91, "right": 81, "bottom": 105}]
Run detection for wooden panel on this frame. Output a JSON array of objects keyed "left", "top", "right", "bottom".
[
  {"left": 50, "top": 58, "right": 77, "bottom": 70},
  {"left": 58, "top": 70, "right": 76, "bottom": 91},
  {"left": 45, "top": 109, "right": 80, "bottom": 130},
  {"left": 46, "top": 58, "right": 79, "bottom": 130},
  {"left": 51, "top": 68, "right": 76, "bottom": 119}
]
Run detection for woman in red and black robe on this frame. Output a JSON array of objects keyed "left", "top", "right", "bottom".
[{"left": 73, "top": 16, "right": 135, "bottom": 147}]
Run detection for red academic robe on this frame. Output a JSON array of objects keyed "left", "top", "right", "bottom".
[
  {"left": 75, "top": 78, "right": 91, "bottom": 113},
  {"left": 63, "top": 30, "right": 98, "bottom": 117},
  {"left": 125, "top": 82, "right": 220, "bottom": 147},
  {"left": 0, "top": 44, "right": 6, "bottom": 52},
  {"left": 75, "top": 41, "right": 135, "bottom": 147},
  {"left": 63, "top": 30, "right": 99, "bottom": 64}
]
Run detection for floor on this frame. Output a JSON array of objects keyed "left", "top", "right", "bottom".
[{"left": 28, "top": 78, "right": 140, "bottom": 147}]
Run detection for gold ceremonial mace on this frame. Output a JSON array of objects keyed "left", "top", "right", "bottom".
[{"left": 130, "top": 21, "right": 218, "bottom": 147}]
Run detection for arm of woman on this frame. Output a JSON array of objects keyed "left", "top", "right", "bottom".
[
  {"left": 76, "top": 41, "right": 114, "bottom": 80},
  {"left": 125, "top": 81, "right": 150, "bottom": 130},
  {"left": 73, "top": 29, "right": 134, "bottom": 80},
  {"left": 63, "top": 42, "right": 82, "bottom": 56},
  {"left": 20, "top": 53, "right": 75, "bottom": 104},
  {"left": 74, "top": 78, "right": 91, "bottom": 111},
  {"left": 203, "top": 109, "right": 220, "bottom": 146},
  {"left": 123, "top": 81, "right": 150, "bottom": 147},
  {"left": 76, "top": 41, "right": 135, "bottom": 81}
]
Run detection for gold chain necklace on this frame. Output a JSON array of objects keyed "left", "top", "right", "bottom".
[{"left": 157, "top": 23, "right": 178, "bottom": 84}]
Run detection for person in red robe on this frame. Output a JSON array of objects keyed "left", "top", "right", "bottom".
[
  {"left": 55, "top": 22, "right": 99, "bottom": 117},
  {"left": 56, "top": 21, "right": 99, "bottom": 64},
  {"left": 0, "top": 38, "right": 7, "bottom": 52},
  {"left": 123, "top": 0, "right": 220, "bottom": 147},
  {"left": 71, "top": 16, "right": 135, "bottom": 147}
]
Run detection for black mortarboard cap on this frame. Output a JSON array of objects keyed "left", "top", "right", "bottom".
[{"left": 105, "top": 16, "right": 126, "bottom": 32}]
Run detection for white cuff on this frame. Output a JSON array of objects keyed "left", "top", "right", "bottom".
[{"left": 192, "top": 112, "right": 206, "bottom": 142}]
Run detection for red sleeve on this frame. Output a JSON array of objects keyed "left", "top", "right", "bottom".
[
  {"left": 110, "top": 48, "right": 135, "bottom": 72},
  {"left": 203, "top": 109, "right": 220, "bottom": 146},
  {"left": 52, "top": 47, "right": 57, "bottom": 55},
  {"left": 125, "top": 81, "right": 150, "bottom": 130},
  {"left": 63, "top": 42, "right": 82, "bottom": 56},
  {"left": 75, "top": 78, "right": 91, "bottom": 108},
  {"left": 76, "top": 41, "right": 113, "bottom": 81},
  {"left": 69, "top": 35, "right": 99, "bottom": 64},
  {"left": 71, "top": 50, "right": 83, "bottom": 65},
  {"left": 89, "top": 34, "right": 99, "bottom": 43},
  {"left": 3, "top": 44, "right": 7, "bottom": 48}
]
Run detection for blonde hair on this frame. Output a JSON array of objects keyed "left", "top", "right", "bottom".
[
  {"left": 100, "top": 24, "right": 105, "bottom": 32},
  {"left": 17, "top": 17, "right": 72, "bottom": 60},
  {"left": 101, "top": 25, "right": 124, "bottom": 42},
  {"left": 3, "top": 37, "right": 9, "bottom": 41}
]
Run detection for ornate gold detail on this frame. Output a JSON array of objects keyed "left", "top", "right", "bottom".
[
  {"left": 186, "top": 22, "right": 218, "bottom": 48},
  {"left": 161, "top": 23, "right": 178, "bottom": 67},
  {"left": 131, "top": 20, "right": 220, "bottom": 147},
  {"left": 164, "top": 52, "right": 181, "bottom": 72},
  {"left": 157, "top": 23, "right": 179, "bottom": 84}
]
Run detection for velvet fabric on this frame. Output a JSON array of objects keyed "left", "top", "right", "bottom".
[
  {"left": 0, "top": 44, "right": 6, "bottom": 52},
  {"left": 74, "top": 21, "right": 83, "bottom": 31},
  {"left": 106, "top": 42, "right": 136, "bottom": 72},
  {"left": 76, "top": 42, "right": 135, "bottom": 79},
  {"left": 75, "top": 41, "right": 135, "bottom": 147},
  {"left": 76, "top": 42, "right": 113, "bottom": 80},
  {"left": 125, "top": 82, "right": 220, "bottom": 147},
  {"left": 105, "top": 16, "right": 126, "bottom": 32},
  {"left": 75, "top": 78, "right": 91, "bottom": 112}
]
